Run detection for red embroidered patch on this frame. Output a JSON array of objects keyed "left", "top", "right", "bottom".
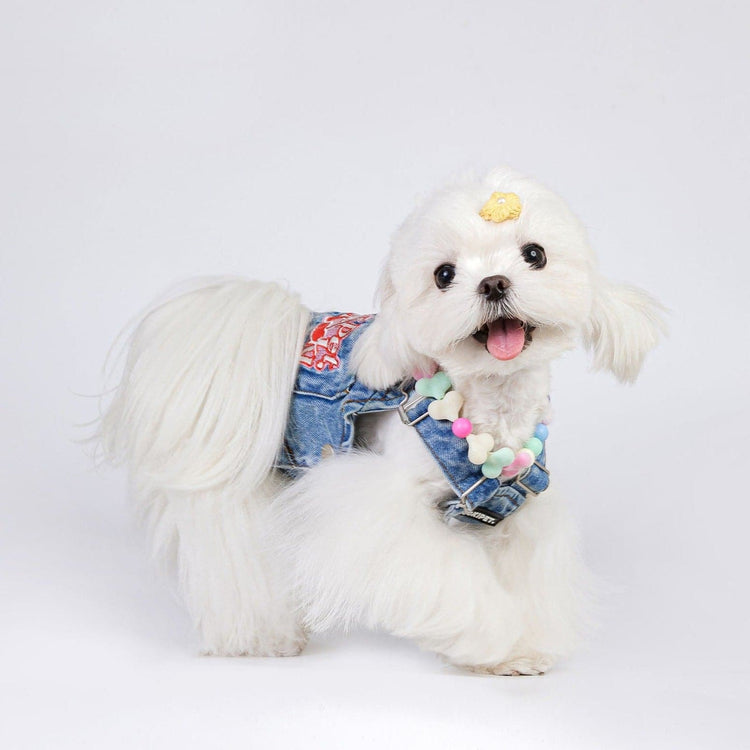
[{"left": 299, "top": 313, "right": 371, "bottom": 372}]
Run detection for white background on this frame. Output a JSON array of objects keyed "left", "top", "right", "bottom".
[{"left": 2, "top": 1, "right": 749, "bottom": 748}]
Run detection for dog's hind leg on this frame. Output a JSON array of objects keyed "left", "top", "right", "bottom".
[{"left": 139, "top": 478, "right": 306, "bottom": 656}]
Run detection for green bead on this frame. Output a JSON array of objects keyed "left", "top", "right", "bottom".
[
  {"left": 415, "top": 371, "right": 452, "bottom": 400},
  {"left": 481, "top": 447, "right": 515, "bottom": 478},
  {"left": 524, "top": 437, "right": 543, "bottom": 457}
]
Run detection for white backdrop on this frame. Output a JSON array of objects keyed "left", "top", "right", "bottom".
[{"left": 2, "top": 1, "right": 748, "bottom": 748}]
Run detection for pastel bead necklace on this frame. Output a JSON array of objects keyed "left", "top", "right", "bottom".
[{"left": 414, "top": 370, "right": 548, "bottom": 480}]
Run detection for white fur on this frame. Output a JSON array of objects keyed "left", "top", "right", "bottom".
[
  {"left": 584, "top": 278, "right": 666, "bottom": 383},
  {"left": 100, "top": 167, "right": 663, "bottom": 673}
]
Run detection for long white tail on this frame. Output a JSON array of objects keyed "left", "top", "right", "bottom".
[
  {"left": 99, "top": 280, "right": 311, "bottom": 654},
  {"left": 101, "top": 279, "right": 309, "bottom": 494}
]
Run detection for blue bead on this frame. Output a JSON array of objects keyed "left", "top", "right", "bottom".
[{"left": 534, "top": 424, "right": 549, "bottom": 441}]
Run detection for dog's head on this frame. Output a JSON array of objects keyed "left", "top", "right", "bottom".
[{"left": 354, "top": 166, "right": 664, "bottom": 387}]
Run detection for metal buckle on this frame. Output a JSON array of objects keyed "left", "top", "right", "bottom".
[
  {"left": 514, "top": 460, "right": 549, "bottom": 496},
  {"left": 396, "top": 383, "right": 429, "bottom": 426},
  {"left": 457, "top": 475, "right": 487, "bottom": 510}
]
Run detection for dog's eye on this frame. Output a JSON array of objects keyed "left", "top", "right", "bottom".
[
  {"left": 434, "top": 263, "right": 456, "bottom": 289},
  {"left": 521, "top": 243, "right": 547, "bottom": 269}
]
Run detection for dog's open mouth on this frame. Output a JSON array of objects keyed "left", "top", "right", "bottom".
[{"left": 472, "top": 317, "right": 535, "bottom": 361}]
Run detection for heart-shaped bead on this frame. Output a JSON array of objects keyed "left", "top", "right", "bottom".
[
  {"left": 515, "top": 448, "right": 535, "bottom": 468},
  {"left": 502, "top": 457, "right": 526, "bottom": 477},
  {"left": 466, "top": 432, "right": 495, "bottom": 465},
  {"left": 523, "top": 437, "right": 544, "bottom": 457},
  {"left": 415, "top": 371, "right": 452, "bottom": 400},
  {"left": 427, "top": 390, "right": 464, "bottom": 422},
  {"left": 481, "top": 447, "right": 515, "bottom": 478}
]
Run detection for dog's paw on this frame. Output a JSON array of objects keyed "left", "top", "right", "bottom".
[
  {"left": 201, "top": 634, "right": 308, "bottom": 658},
  {"left": 469, "top": 655, "right": 553, "bottom": 676}
]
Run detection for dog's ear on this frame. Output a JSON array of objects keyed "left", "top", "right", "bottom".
[
  {"left": 583, "top": 278, "right": 666, "bottom": 383},
  {"left": 352, "top": 267, "right": 430, "bottom": 389}
]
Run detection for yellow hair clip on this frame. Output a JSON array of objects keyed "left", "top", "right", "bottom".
[{"left": 479, "top": 191, "right": 522, "bottom": 223}]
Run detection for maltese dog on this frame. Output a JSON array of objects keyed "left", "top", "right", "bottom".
[{"left": 101, "top": 167, "right": 663, "bottom": 675}]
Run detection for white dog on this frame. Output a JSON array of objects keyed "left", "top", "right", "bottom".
[{"left": 100, "top": 167, "right": 663, "bottom": 675}]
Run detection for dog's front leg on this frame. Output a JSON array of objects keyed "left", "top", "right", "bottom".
[
  {"left": 272, "top": 451, "right": 527, "bottom": 671},
  {"left": 474, "top": 489, "right": 586, "bottom": 675}
]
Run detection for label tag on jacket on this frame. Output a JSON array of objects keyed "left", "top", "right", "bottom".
[{"left": 458, "top": 505, "right": 503, "bottom": 526}]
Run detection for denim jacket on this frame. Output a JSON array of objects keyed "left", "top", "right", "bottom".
[{"left": 275, "top": 311, "right": 549, "bottom": 526}]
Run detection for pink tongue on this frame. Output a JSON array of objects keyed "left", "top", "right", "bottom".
[{"left": 486, "top": 318, "right": 526, "bottom": 361}]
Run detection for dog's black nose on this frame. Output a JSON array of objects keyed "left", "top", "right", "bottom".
[{"left": 477, "top": 275, "right": 511, "bottom": 302}]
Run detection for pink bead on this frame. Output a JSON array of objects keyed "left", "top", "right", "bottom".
[
  {"left": 502, "top": 458, "right": 523, "bottom": 477},
  {"left": 516, "top": 449, "right": 534, "bottom": 468},
  {"left": 452, "top": 418, "right": 473, "bottom": 438},
  {"left": 412, "top": 362, "right": 437, "bottom": 380}
]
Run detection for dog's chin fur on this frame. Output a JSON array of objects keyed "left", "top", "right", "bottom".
[{"left": 99, "top": 167, "right": 665, "bottom": 673}]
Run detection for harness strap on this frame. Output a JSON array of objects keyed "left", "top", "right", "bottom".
[{"left": 398, "top": 385, "right": 550, "bottom": 526}]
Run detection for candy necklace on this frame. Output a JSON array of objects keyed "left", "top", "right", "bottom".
[{"left": 413, "top": 370, "right": 548, "bottom": 480}]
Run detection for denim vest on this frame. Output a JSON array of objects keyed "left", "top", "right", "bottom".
[{"left": 275, "top": 311, "right": 550, "bottom": 526}]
